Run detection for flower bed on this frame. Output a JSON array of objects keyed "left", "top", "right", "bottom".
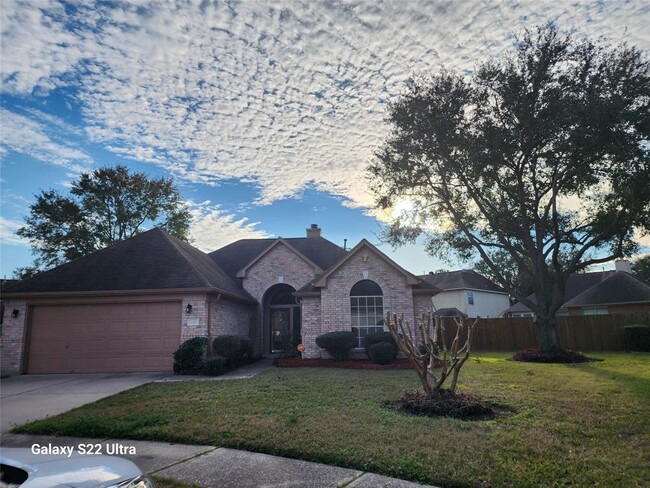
[{"left": 276, "top": 357, "right": 415, "bottom": 370}]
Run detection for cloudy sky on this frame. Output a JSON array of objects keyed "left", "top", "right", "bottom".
[{"left": 1, "top": 0, "right": 648, "bottom": 278}]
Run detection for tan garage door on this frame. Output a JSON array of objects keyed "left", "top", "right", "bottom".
[{"left": 27, "top": 301, "right": 182, "bottom": 373}]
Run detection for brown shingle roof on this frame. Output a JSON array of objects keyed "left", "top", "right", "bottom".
[
  {"left": 563, "top": 271, "right": 650, "bottom": 307},
  {"left": 3, "top": 228, "right": 252, "bottom": 301},
  {"left": 502, "top": 270, "right": 626, "bottom": 314},
  {"left": 419, "top": 270, "right": 506, "bottom": 293}
]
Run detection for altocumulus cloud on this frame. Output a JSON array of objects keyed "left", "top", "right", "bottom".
[
  {"left": 1, "top": 0, "right": 648, "bottom": 209},
  {"left": 188, "top": 200, "right": 271, "bottom": 252}
]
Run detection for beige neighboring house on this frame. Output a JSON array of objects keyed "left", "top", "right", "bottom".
[
  {"left": 418, "top": 270, "right": 510, "bottom": 318},
  {"left": 1, "top": 225, "right": 438, "bottom": 374}
]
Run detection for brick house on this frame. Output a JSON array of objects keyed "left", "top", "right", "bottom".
[
  {"left": 502, "top": 262, "right": 650, "bottom": 318},
  {"left": 1, "top": 225, "right": 437, "bottom": 374}
]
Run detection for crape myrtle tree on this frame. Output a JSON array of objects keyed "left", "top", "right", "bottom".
[
  {"left": 368, "top": 25, "right": 650, "bottom": 353},
  {"left": 16, "top": 165, "right": 191, "bottom": 276}
]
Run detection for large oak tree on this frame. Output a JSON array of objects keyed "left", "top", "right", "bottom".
[
  {"left": 17, "top": 165, "right": 191, "bottom": 276},
  {"left": 369, "top": 25, "right": 650, "bottom": 352}
]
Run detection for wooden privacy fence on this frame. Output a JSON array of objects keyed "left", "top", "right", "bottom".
[{"left": 438, "top": 312, "right": 650, "bottom": 352}]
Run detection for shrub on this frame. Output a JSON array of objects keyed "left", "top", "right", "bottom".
[
  {"left": 173, "top": 337, "right": 208, "bottom": 374},
  {"left": 368, "top": 341, "right": 396, "bottom": 365},
  {"left": 365, "top": 331, "right": 398, "bottom": 358},
  {"left": 315, "top": 331, "right": 356, "bottom": 361},
  {"left": 240, "top": 338, "right": 254, "bottom": 358},
  {"left": 212, "top": 335, "right": 242, "bottom": 369},
  {"left": 204, "top": 356, "right": 226, "bottom": 376},
  {"left": 624, "top": 324, "right": 650, "bottom": 352},
  {"left": 511, "top": 348, "right": 589, "bottom": 363},
  {"left": 418, "top": 342, "right": 441, "bottom": 357}
]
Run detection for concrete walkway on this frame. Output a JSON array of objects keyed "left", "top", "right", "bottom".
[{"left": 0, "top": 434, "right": 438, "bottom": 487}]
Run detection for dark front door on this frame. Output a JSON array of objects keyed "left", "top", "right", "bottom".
[
  {"left": 265, "top": 284, "right": 301, "bottom": 355},
  {"left": 270, "top": 306, "right": 301, "bottom": 354},
  {"left": 271, "top": 308, "right": 290, "bottom": 353}
]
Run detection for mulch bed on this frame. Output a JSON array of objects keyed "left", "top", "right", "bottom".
[
  {"left": 388, "top": 390, "right": 500, "bottom": 420},
  {"left": 511, "top": 348, "right": 591, "bottom": 363},
  {"left": 276, "top": 357, "right": 415, "bottom": 370}
]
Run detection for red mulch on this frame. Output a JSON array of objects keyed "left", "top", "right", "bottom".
[{"left": 276, "top": 357, "right": 415, "bottom": 370}]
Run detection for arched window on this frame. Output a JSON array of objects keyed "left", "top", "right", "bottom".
[{"left": 350, "top": 280, "right": 384, "bottom": 348}]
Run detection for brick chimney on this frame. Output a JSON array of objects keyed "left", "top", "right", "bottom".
[
  {"left": 306, "top": 224, "right": 321, "bottom": 238},
  {"left": 614, "top": 259, "right": 632, "bottom": 273}
]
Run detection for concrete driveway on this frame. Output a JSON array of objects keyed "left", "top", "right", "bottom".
[{"left": 0, "top": 373, "right": 165, "bottom": 433}]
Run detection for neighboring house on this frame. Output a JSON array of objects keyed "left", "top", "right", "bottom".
[
  {"left": 0, "top": 225, "right": 438, "bottom": 374},
  {"left": 502, "top": 261, "right": 650, "bottom": 317},
  {"left": 561, "top": 271, "right": 650, "bottom": 316},
  {"left": 419, "top": 270, "right": 510, "bottom": 318}
]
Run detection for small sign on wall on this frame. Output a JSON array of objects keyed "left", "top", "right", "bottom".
[{"left": 187, "top": 317, "right": 200, "bottom": 327}]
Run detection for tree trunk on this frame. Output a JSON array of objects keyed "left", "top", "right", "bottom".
[{"left": 536, "top": 316, "right": 563, "bottom": 353}]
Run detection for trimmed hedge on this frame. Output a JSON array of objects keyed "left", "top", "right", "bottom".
[
  {"left": 213, "top": 335, "right": 242, "bottom": 369},
  {"left": 173, "top": 337, "right": 208, "bottom": 374},
  {"left": 624, "top": 324, "right": 650, "bottom": 352},
  {"left": 315, "top": 331, "right": 356, "bottom": 361},
  {"left": 364, "top": 331, "right": 398, "bottom": 358},
  {"left": 368, "top": 341, "right": 396, "bottom": 365},
  {"left": 204, "top": 356, "right": 226, "bottom": 376}
]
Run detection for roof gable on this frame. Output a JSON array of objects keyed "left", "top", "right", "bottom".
[
  {"left": 563, "top": 271, "right": 650, "bottom": 307},
  {"left": 210, "top": 236, "right": 348, "bottom": 280},
  {"left": 3, "top": 228, "right": 251, "bottom": 301},
  {"left": 234, "top": 238, "right": 323, "bottom": 278},
  {"left": 313, "top": 239, "right": 420, "bottom": 288},
  {"left": 419, "top": 270, "right": 505, "bottom": 293}
]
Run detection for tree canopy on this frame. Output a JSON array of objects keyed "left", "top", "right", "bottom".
[
  {"left": 632, "top": 255, "right": 650, "bottom": 284},
  {"left": 17, "top": 165, "right": 191, "bottom": 276},
  {"left": 368, "top": 25, "right": 650, "bottom": 352}
]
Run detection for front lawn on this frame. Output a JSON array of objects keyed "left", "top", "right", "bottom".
[{"left": 13, "top": 353, "right": 649, "bottom": 487}]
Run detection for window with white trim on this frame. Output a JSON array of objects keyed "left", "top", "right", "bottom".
[{"left": 350, "top": 280, "right": 384, "bottom": 348}]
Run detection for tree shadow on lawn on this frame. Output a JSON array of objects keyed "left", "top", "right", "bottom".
[{"left": 569, "top": 360, "right": 650, "bottom": 400}]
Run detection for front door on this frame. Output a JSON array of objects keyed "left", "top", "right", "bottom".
[
  {"left": 265, "top": 284, "right": 301, "bottom": 355},
  {"left": 270, "top": 308, "right": 291, "bottom": 353}
]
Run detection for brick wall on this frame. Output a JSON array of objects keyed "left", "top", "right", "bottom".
[
  {"left": 180, "top": 294, "right": 210, "bottom": 342},
  {"left": 413, "top": 294, "right": 434, "bottom": 325},
  {"left": 301, "top": 296, "right": 321, "bottom": 358},
  {"left": 242, "top": 242, "right": 317, "bottom": 355},
  {"left": 0, "top": 299, "right": 27, "bottom": 372},
  {"left": 307, "top": 245, "right": 421, "bottom": 358}
]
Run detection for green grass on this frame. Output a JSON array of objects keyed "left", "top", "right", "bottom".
[
  {"left": 13, "top": 353, "right": 650, "bottom": 487},
  {"left": 150, "top": 476, "right": 200, "bottom": 488}
]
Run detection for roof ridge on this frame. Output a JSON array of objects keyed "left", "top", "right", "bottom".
[{"left": 158, "top": 230, "right": 227, "bottom": 289}]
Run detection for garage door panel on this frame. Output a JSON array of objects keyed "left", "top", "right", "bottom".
[{"left": 28, "top": 302, "right": 182, "bottom": 373}]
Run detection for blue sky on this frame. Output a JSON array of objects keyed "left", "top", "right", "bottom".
[{"left": 1, "top": 0, "right": 649, "bottom": 279}]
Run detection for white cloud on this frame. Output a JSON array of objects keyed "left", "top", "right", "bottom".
[
  {"left": 188, "top": 200, "right": 271, "bottom": 252},
  {"left": 0, "top": 216, "right": 28, "bottom": 246},
  {"left": 1, "top": 0, "right": 648, "bottom": 208},
  {"left": 0, "top": 108, "right": 91, "bottom": 170}
]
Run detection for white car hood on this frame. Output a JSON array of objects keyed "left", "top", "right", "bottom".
[{"left": 0, "top": 447, "right": 142, "bottom": 488}]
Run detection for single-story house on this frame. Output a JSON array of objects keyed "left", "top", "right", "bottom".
[
  {"left": 1, "top": 225, "right": 438, "bottom": 374},
  {"left": 502, "top": 261, "right": 650, "bottom": 317},
  {"left": 419, "top": 270, "right": 510, "bottom": 318}
]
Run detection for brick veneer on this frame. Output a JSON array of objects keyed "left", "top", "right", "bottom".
[
  {"left": 303, "top": 244, "right": 429, "bottom": 359},
  {"left": 241, "top": 242, "right": 317, "bottom": 355},
  {"left": 0, "top": 299, "right": 27, "bottom": 372}
]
